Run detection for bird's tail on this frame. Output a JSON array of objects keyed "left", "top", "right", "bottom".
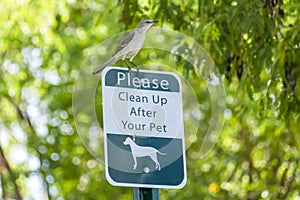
[{"left": 92, "top": 56, "right": 117, "bottom": 75}]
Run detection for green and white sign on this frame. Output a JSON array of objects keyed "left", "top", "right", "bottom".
[{"left": 102, "top": 66, "right": 186, "bottom": 189}]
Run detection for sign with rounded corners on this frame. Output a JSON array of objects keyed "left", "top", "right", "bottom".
[{"left": 102, "top": 66, "right": 186, "bottom": 189}]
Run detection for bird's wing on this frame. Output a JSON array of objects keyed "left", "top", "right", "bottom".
[{"left": 113, "top": 31, "right": 135, "bottom": 56}]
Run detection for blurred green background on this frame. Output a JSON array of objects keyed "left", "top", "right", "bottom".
[{"left": 0, "top": 0, "right": 299, "bottom": 199}]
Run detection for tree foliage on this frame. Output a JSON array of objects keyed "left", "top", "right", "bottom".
[{"left": 0, "top": 0, "right": 299, "bottom": 199}]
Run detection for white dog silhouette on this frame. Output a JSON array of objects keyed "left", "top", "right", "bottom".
[{"left": 123, "top": 137, "right": 166, "bottom": 170}]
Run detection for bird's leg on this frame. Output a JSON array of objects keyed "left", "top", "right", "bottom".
[
  {"left": 129, "top": 60, "right": 140, "bottom": 76},
  {"left": 123, "top": 59, "right": 132, "bottom": 72}
]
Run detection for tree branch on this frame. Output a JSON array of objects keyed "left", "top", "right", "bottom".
[{"left": 0, "top": 145, "right": 22, "bottom": 200}]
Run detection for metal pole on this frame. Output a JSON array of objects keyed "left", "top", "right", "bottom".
[{"left": 133, "top": 188, "right": 159, "bottom": 200}]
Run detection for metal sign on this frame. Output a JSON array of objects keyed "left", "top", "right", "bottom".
[{"left": 102, "top": 66, "right": 186, "bottom": 189}]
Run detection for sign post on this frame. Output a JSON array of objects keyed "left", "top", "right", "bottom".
[
  {"left": 134, "top": 188, "right": 159, "bottom": 200},
  {"left": 102, "top": 66, "right": 186, "bottom": 194}
]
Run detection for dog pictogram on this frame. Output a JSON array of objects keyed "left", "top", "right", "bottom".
[{"left": 123, "top": 137, "right": 166, "bottom": 170}]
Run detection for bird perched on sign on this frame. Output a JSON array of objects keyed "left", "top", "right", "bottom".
[{"left": 92, "top": 19, "right": 158, "bottom": 75}]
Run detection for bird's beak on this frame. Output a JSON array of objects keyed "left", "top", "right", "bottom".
[{"left": 152, "top": 20, "right": 159, "bottom": 23}]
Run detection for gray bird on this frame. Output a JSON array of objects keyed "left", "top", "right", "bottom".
[{"left": 92, "top": 19, "right": 158, "bottom": 75}]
